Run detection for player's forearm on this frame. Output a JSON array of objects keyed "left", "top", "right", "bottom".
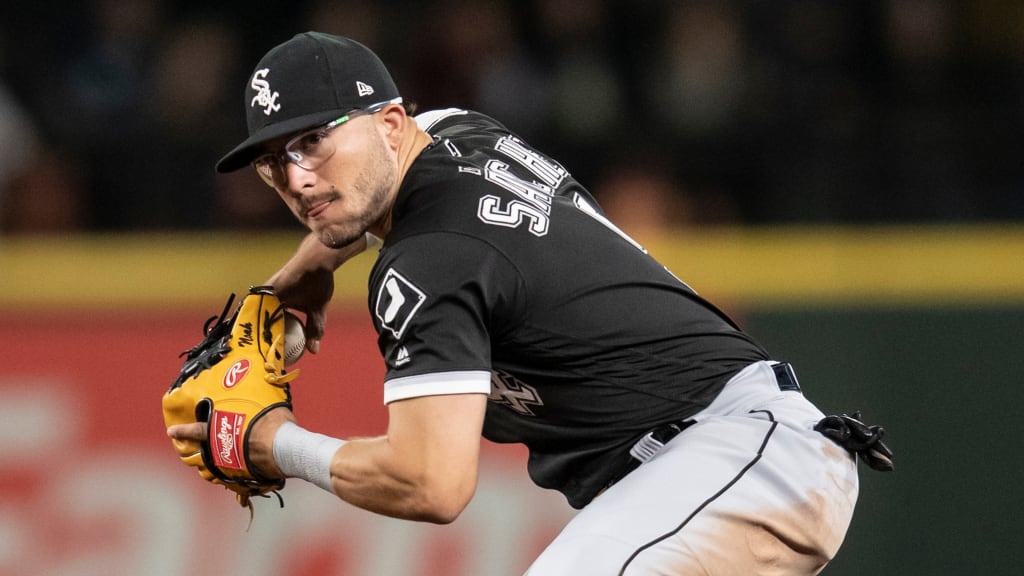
[
  {"left": 329, "top": 436, "right": 477, "bottom": 524},
  {"left": 273, "top": 394, "right": 485, "bottom": 523},
  {"left": 272, "top": 425, "right": 477, "bottom": 524}
]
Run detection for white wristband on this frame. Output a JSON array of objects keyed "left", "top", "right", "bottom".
[{"left": 272, "top": 421, "right": 346, "bottom": 494}]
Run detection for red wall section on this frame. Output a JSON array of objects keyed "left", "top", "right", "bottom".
[{"left": 0, "top": 308, "right": 572, "bottom": 576}]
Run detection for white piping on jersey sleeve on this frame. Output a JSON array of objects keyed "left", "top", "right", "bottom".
[
  {"left": 383, "top": 370, "right": 491, "bottom": 404},
  {"left": 415, "top": 108, "right": 469, "bottom": 132}
]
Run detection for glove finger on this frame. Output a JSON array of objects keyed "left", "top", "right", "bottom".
[
  {"left": 171, "top": 437, "right": 203, "bottom": 459},
  {"left": 179, "top": 448, "right": 209, "bottom": 471},
  {"left": 864, "top": 448, "right": 895, "bottom": 472},
  {"left": 197, "top": 466, "right": 218, "bottom": 483},
  {"left": 163, "top": 390, "right": 199, "bottom": 428}
]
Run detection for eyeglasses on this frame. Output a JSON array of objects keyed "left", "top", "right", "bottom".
[{"left": 253, "top": 97, "right": 403, "bottom": 188}]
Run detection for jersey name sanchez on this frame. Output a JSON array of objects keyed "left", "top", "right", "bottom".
[{"left": 368, "top": 109, "right": 769, "bottom": 508}]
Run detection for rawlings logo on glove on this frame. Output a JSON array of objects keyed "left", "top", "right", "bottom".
[{"left": 163, "top": 286, "right": 300, "bottom": 510}]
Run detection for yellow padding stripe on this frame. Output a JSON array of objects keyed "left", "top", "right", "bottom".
[
  {"left": 639, "top": 225, "right": 1024, "bottom": 306},
  {"left": 1, "top": 226, "right": 1022, "bottom": 309}
]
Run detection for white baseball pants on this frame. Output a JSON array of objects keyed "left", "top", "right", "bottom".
[{"left": 525, "top": 361, "right": 860, "bottom": 575}]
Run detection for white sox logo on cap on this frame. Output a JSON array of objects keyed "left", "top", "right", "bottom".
[{"left": 250, "top": 69, "right": 281, "bottom": 116}]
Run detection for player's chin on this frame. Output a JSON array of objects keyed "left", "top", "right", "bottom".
[{"left": 315, "top": 224, "right": 364, "bottom": 249}]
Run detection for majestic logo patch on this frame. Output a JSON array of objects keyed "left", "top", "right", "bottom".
[
  {"left": 375, "top": 268, "right": 426, "bottom": 339},
  {"left": 211, "top": 410, "right": 246, "bottom": 470},
  {"left": 223, "top": 359, "right": 250, "bottom": 389},
  {"left": 250, "top": 69, "right": 281, "bottom": 116},
  {"left": 394, "top": 346, "right": 411, "bottom": 367}
]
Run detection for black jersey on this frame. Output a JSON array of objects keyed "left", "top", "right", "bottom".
[{"left": 367, "top": 109, "right": 769, "bottom": 508}]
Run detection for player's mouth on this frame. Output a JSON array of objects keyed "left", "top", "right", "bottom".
[{"left": 304, "top": 199, "right": 333, "bottom": 220}]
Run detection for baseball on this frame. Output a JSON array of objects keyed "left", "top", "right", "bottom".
[{"left": 284, "top": 312, "right": 306, "bottom": 366}]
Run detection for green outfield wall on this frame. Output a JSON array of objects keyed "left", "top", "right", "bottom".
[{"left": 745, "top": 306, "right": 1023, "bottom": 575}]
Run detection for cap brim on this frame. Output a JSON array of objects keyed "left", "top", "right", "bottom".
[{"left": 215, "top": 108, "right": 351, "bottom": 173}]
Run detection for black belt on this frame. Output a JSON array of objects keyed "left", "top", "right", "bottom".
[{"left": 603, "top": 362, "right": 801, "bottom": 491}]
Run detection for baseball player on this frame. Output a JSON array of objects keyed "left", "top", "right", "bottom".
[{"left": 167, "top": 32, "right": 891, "bottom": 574}]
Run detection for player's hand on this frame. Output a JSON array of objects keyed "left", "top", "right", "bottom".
[
  {"left": 266, "top": 233, "right": 369, "bottom": 354},
  {"left": 269, "top": 264, "right": 334, "bottom": 355},
  {"left": 166, "top": 406, "right": 296, "bottom": 480}
]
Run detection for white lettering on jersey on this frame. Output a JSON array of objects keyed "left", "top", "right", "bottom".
[
  {"left": 483, "top": 160, "right": 553, "bottom": 213},
  {"left": 474, "top": 137, "right": 566, "bottom": 237},
  {"left": 375, "top": 268, "right": 427, "bottom": 339},
  {"left": 443, "top": 139, "right": 462, "bottom": 157},
  {"left": 489, "top": 371, "right": 544, "bottom": 416},
  {"left": 494, "top": 136, "right": 567, "bottom": 188},
  {"left": 478, "top": 195, "right": 550, "bottom": 236},
  {"left": 477, "top": 159, "right": 553, "bottom": 236}
]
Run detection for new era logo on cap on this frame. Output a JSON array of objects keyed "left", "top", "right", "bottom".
[{"left": 357, "top": 81, "right": 374, "bottom": 97}]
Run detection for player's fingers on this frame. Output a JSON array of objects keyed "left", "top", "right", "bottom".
[
  {"left": 167, "top": 422, "right": 208, "bottom": 442},
  {"left": 306, "top": 311, "right": 325, "bottom": 354}
]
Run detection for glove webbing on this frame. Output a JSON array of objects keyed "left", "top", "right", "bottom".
[{"left": 171, "top": 294, "right": 237, "bottom": 391}]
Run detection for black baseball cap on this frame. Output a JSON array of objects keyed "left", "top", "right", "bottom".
[{"left": 216, "top": 32, "right": 401, "bottom": 173}]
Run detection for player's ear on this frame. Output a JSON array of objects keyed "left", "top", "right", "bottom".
[{"left": 379, "top": 104, "right": 408, "bottom": 148}]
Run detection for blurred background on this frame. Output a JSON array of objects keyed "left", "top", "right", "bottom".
[
  {"left": 1, "top": 1, "right": 1023, "bottom": 575},
  {"left": 2, "top": 0, "right": 1022, "bottom": 232}
]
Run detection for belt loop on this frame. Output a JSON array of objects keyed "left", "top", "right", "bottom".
[
  {"left": 628, "top": 421, "right": 692, "bottom": 464},
  {"left": 772, "top": 362, "right": 802, "bottom": 393},
  {"left": 628, "top": 432, "right": 665, "bottom": 464}
]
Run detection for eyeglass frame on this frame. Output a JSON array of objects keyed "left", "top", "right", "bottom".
[{"left": 252, "top": 96, "right": 404, "bottom": 187}]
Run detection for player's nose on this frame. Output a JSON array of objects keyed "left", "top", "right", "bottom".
[{"left": 283, "top": 162, "right": 318, "bottom": 192}]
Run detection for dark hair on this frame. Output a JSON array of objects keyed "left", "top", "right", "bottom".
[{"left": 402, "top": 100, "right": 419, "bottom": 116}]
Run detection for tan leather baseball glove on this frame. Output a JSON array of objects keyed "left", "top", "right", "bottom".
[{"left": 163, "top": 286, "right": 299, "bottom": 510}]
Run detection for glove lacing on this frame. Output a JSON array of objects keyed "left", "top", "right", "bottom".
[{"left": 264, "top": 303, "right": 301, "bottom": 386}]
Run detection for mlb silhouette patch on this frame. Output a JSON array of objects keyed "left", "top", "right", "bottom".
[{"left": 376, "top": 268, "right": 427, "bottom": 339}]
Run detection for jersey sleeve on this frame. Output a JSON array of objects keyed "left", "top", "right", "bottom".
[{"left": 369, "top": 231, "right": 524, "bottom": 403}]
